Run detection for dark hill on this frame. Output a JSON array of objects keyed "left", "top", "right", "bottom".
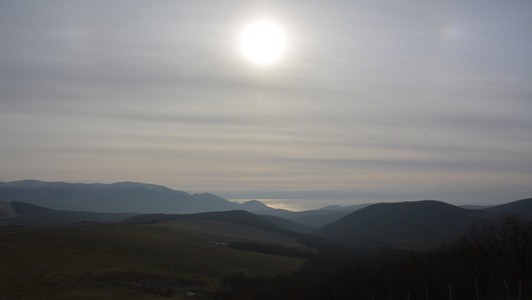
[
  {"left": 123, "top": 210, "right": 286, "bottom": 233},
  {"left": 314, "top": 200, "right": 480, "bottom": 249},
  {"left": 485, "top": 198, "right": 532, "bottom": 216},
  {"left": 0, "top": 201, "right": 136, "bottom": 226}
]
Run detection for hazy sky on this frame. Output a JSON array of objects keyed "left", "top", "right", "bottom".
[{"left": 1, "top": 0, "right": 531, "bottom": 209}]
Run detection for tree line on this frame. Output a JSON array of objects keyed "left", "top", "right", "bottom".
[{"left": 217, "top": 214, "right": 532, "bottom": 300}]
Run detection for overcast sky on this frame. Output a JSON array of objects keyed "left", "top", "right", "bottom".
[{"left": 1, "top": 0, "right": 531, "bottom": 209}]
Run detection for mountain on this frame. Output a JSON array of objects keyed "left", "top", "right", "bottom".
[
  {"left": 0, "top": 201, "right": 137, "bottom": 226},
  {"left": 240, "top": 199, "right": 272, "bottom": 212},
  {"left": 0, "top": 180, "right": 371, "bottom": 227},
  {"left": 314, "top": 200, "right": 481, "bottom": 249},
  {"left": 3, "top": 180, "right": 172, "bottom": 191},
  {"left": 485, "top": 198, "right": 532, "bottom": 216},
  {"left": 0, "top": 180, "right": 270, "bottom": 214}
]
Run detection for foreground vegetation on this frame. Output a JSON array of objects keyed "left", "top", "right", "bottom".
[
  {"left": 219, "top": 215, "right": 532, "bottom": 300},
  {"left": 0, "top": 220, "right": 305, "bottom": 299},
  {"left": 2, "top": 210, "right": 531, "bottom": 300}
]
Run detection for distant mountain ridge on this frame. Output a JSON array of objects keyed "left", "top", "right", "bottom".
[
  {"left": 0, "top": 180, "right": 371, "bottom": 228},
  {"left": 2, "top": 180, "right": 531, "bottom": 249},
  {"left": 0, "top": 180, "right": 268, "bottom": 214},
  {"left": 3, "top": 180, "right": 173, "bottom": 192}
]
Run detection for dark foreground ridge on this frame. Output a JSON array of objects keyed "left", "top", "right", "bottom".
[{"left": 219, "top": 214, "right": 532, "bottom": 300}]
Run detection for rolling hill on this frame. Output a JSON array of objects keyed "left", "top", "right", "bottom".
[
  {"left": 314, "top": 200, "right": 481, "bottom": 249},
  {"left": 123, "top": 210, "right": 317, "bottom": 236},
  {"left": 484, "top": 197, "right": 532, "bottom": 216},
  {"left": 0, "top": 214, "right": 307, "bottom": 299},
  {"left": 0, "top": 201, "right": 136, "bottom": 226},
  {"left": 124, "top": 210, "right": 283, "bottom": 230},
  {"left": 0, "top": 199, "right": 315, "bottom": 239}
]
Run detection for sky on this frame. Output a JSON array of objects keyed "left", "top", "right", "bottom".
[{"left": 1, "top": 0, "right": 531, "bottom": 210}]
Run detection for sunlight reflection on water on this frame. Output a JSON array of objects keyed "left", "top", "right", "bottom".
[{"left": 232, "top": 199, "right": 358, "bottom": 211}]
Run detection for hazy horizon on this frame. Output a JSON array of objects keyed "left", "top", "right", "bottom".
[
  {"left": 0, "top": 178, "right": 524, "bottom": 211},
  {"left": 1, "top": 1, "right": 531, "bottom": 208}
]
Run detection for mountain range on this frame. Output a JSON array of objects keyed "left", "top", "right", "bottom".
[
  {"left": 0, "top": 180, "right": 368, "bottom": 228},
  {"left": 0, "top": 180, "right": 262, "bottom": 214},
  {"left": 1, "top": 180, "right": 531, "bottom": 250}
]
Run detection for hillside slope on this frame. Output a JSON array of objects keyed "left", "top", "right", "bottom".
[
  {"left": 123, "top": 210, "right": 315, "bottom": 236},
  {"left": 0, "top": 202, "right": 136, "bottom": 226},
  {"left": 124, "top": 210, "right": 282, "bottom": 230},
  {"left": 315, "top": 200, "right": 480, "bottom": 249},
  {"left": 0, "top": 220, "right": 304, "bottom": 299},
  {"left": 485, "top": 198, "right": 532, "bottom": 216}
]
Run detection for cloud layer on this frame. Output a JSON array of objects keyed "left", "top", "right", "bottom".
[{"left": 1, "top": 0, "right": 531, "bottom": 207}]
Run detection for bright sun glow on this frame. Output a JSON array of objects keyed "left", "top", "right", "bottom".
[{"left": 240, "top": 20, "right": 287, "bottom": 66}]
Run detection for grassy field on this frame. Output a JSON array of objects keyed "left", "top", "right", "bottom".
[{"left": 0, "top": 221, "right": 306, "bottom": 299}]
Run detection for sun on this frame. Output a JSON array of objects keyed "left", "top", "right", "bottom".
[{"left": 239, "top": 20, "right": 287, "bottom": 66}]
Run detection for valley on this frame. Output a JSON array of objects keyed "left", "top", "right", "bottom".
[{"left": 1, "top": 180, "right": 531, "bottom": 299}]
